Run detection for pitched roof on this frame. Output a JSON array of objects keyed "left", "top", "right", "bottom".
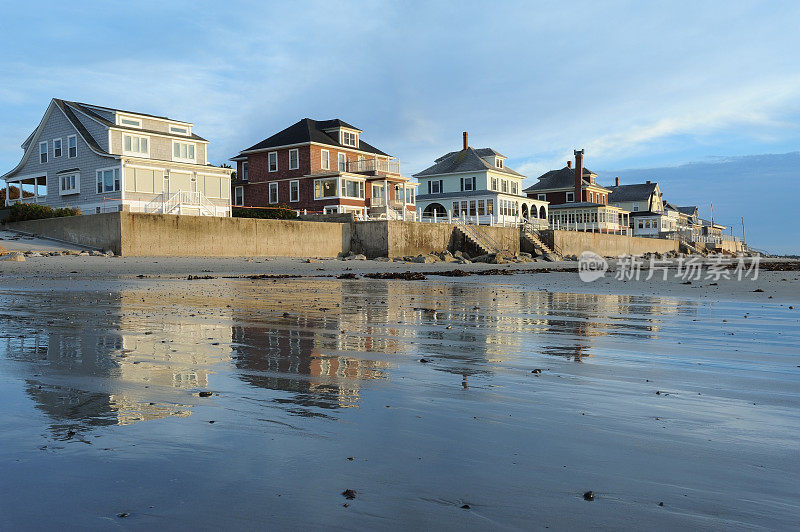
[
  {"left": 238, "top": 118, "right": 387, "bottom": 156},
  {"left": 522, "top": 166, "right": 601, "bottom": 193},
  {"left": 54, "top": 99, "right": 108, "bottom": 155},
  {"left": 415, "top": 147, "right": 523, "bottom": 178},
  {"left": 56, "top": 99, "right": 208, "bottom": 142},
  {"left": 69, "top": 101, "right": 184, "bottom": 123},
  {"left": 677, "top": 206, "right": 698, "bottom": 216},
  {"left": 607, "top": 182, "right": 658, "bottom": 203}
]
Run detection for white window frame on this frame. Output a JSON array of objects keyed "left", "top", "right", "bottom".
[
  {"left": 314, "top": 177, "right": 339, "bottom": 200},
  {"left": 289, "top": 180, "right": 300, "bottom": 202},
  {"left": 118, "top": 116, "right": 142, "bottom": 128},
  {"left": 39, "top": 141, "right": 48, "bottom": 163},
  {"left": 268, "top": 152, "right": 278, "bottom": 172},
  {"left": 123, "top": 134, "right": 150, "bottom": 157},
  {"left": 338, "top": 153, "right": 347, "bottom": 172},
  {"left": 566, "top": 191, "right": 575, "bottom": 202},
  {"left": 341, "top": 131, "right": 358, "bottom": 147},
  {"left": 59, "top": 172, "right": 80, "bottom": 195},
  {"left": 96, "top": 167, "right": 121, "bottom": 193},
  {"left": 169, "top": 125, "right": 189, "bottom": 135},
  {"left": 234, "top": 186, "right": 244, "bottom": 206},
  {"left": 340, "top": 177, "right": 365, "bottom": 199},
  {"left": 496, "top": 158, "right": 504, "bottom": 168},
  {"left": 428, "top": 179, "right": 443, "bottom": 194},
  {"left": 67, "top": 135, "right": 77, "bottom": 158},
  {"left": 241, "top": 161, "right": 249, "bottom": 181},
  {"left": 53, "top": 138, "right": 62, "bottom": 158},
  {"left": 171, "top": 140, "right": 196, "bottom": 163},
  {"left": 288, "top": 148, "right": 299, "bottom": 170},
  {"left": 537, "top": 194, "right": 546, "bottom": 201},
  {"left": 632, "top": 202, "right": 640, "bottom": 212},
  {"left": 320, "top": 149, "right": 330, "bottom": 170},
  {"left": 269, "top": 182, "right": 279, "bottom": 204}
]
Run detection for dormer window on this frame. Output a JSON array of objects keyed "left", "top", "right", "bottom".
[
  {"left": 169, "top": 125, "right": 189, "bottom": 135},
  {"left": 119, "top": 116, "right": 142, "bottom": 128},
  {"left": 496, "top": 158, "right": 504, "bottom": 168},
  {"left": 341, "top": 131, "right": 358, "bottom": 147}
]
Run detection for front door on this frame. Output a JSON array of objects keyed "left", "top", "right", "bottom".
[{"left": 372, "top": 184, "right": 384, "bottom": 207}]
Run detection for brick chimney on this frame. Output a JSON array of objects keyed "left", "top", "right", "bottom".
[
  {"left": 567, "top": 160, "right": 572, "bottom": 169},
  {"left": 615, "top": 177, "right": 619, "bottom": 186},
  {"left": 463, "top": 131, "right": 468, "bottom": 150},
  {"left": 574, "top": 149, "right": 584, "bottom": 202}
]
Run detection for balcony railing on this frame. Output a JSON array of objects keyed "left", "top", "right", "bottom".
[{"left": 346, "top": 158, "right": 400, "bottom": 175}]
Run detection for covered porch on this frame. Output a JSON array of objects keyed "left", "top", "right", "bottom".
[
  {"left": 3, "top": 175, "right": 47, "bottom": 206},
  {"left": 367, "top": 176, "right": 418, "bottom": 220},
  {"left": 548, "top": 203, "right": 630, "bottom": 234}
]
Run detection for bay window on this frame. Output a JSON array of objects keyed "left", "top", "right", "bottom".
[
  {"left": 59, "top": 172, "right": 79, "bottom": 195},
  {"left": 314, "top": 177, "right": 337, "bottom": 199}
]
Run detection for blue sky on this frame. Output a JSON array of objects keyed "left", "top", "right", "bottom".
[{"left": 1, "top": 1, "right": 798, "bottom": 252}]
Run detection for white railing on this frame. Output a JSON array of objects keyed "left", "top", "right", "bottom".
[
  {"left": 143, "top": 190, "right": 217, "bottom": 216},
  {"left": 346, "top": 158, "right": 401, "bottom": 175},
  {"left": 549, "top": 219, "right": 629, "bottom": 235}
]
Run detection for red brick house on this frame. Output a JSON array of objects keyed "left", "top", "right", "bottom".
[{"left": 231, "top": 118, "right": 417, "bottom": 218}]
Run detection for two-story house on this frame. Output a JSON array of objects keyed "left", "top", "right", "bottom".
[
  {"left": 413, "top": 132, "right": 548, "bottom": 226},
  {"left": 230, "top": 118, "right": 417, "bottom": 218},
  {"left": 607, "top": 179, "right": 669, "bottom": 237},
  {"left": 524, "top": 150, "right": 628, "bottom": 233},
  {"left": 2, "top": 99, "right": 233, "bottom": 216}
]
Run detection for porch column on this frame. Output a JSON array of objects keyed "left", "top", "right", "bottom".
[
  {"left": 402, "top": 182, "right": 407, "bottom": 221},
  {"left": 4, "top": 180, "right": 9, "bottom": 206},
  {"left": 383, "top": 179, "right": 388, "bottom": 208}
]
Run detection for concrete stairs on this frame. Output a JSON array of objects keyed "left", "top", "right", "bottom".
[
  {"left": 521, "top": 228, "right": 560, "bottom": 261},
  {"left": 455, "top": 223, "right": 498, "bottom": 255}
]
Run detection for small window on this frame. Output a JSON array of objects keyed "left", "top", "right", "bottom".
[
  {"left": 338, "top": 153, "right": 347, "bottom": 172},
  {"left": 241, "top": 161, "right": 249, "bottom": 181},
  {"left": 172, "top": 141, "right": 195, "bottom": 162},
  {"left": 460, "top": 176, "right": 475, "bottom": 192},
  {"left": 566, "top": 192, "right": 575, "bottom": 202},
  {"left": 321, "top": 149, "right": 330, "bottom": 170},
  {"left": 632, "top": 202, "right": 640, "bottom": 212},
  {"left": 234, "top": 186, "right": 244, "bottom": 206},
  {"left": 119, "top": 117, "right": 142, "bottom": 127},
  {"left": 169, "top": 125, "right": 188, "bottom": 135},
  {"left": 53, "top": 138, "right": 62, "bottom": 158},
  {"left": 341, "top": 131, "right": 358, "bottom": 147},
  {"left": 496, "top": 158, "right": 503, "bottom": 168},
  {"left": 268, "top": 152, "right": 278, "bottom": 172},
  {"left": 537, "top": 194, "right": 546, "bottom": 201},
  {"left": 39, "top": 141, "right": 48, "bottom": 163},
  {"left": 511, "top": 182, "right": 518, "bottom": 195},
  {"left": 289, "top": 149, "right": 299, "bottom": 170},
  {"left": 59, "top": 173, "right": 80, "bottom": 195},
  {"left": 430, "top": 180, "right": 442, "bottom": 194},
  {"left": 96, "top": 168, "right": 121, "bottom": 193},
  {"left": 290, "top": 180, "right": 299, "bottom": 202},
  {"left": 123, "top": 134, "right": 149, "bottom": 157},
  {"left": 269, "top": 182, "right": 279, "bottom": 204},
  {"left": 68, "top": 135, "right": 77, "bottom": 158}
]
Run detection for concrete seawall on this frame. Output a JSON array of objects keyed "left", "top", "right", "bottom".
[
  {"left": 540, "top": 230, "right": 679, "bottom": 257},
  {"left": 7, "top": 213, "right": 679, "bottom": 258}
]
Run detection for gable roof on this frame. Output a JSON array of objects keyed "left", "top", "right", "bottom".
[
  {"left": 55, "top": 99, "right": 109, "bottom": 155},
  {"left": 57, "top": 99, "right": 208, "bottom": 142},
  {"left": 415, "top": 147, "right": 523, "bottom": 178},
  {"left": 607, "top": 182, "right": 658, "bottom": 203},
  {"left": 677, "top": 206, "right": 698, "bottom": 216},
  {"left": 237, "top": 118, "right": 388, "bottom": 156},
  {"left": 523, "top": 166, "right": 605, "bottom": 193}
]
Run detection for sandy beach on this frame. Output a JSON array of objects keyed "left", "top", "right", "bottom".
[{"left": 1, "top": 254, "right": 798, "bottom": 529}]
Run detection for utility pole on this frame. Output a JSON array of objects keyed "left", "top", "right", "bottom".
[{"left": 741, "top": 217, "right": 746, "bottom": 247}]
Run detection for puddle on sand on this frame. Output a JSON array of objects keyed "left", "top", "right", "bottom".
[{"left": 0, "top": 278, "right": 798, "bottom": 529}]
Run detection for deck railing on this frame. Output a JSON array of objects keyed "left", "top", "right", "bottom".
[{"left": 346, "top": 158, "right": 401, "bottom": 175}]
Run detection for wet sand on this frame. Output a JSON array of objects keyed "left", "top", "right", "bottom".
[{"left": 0, "top": 261, "right": 799, "bottom": 529}]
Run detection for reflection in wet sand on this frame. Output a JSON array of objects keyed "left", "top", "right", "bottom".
[{"left": 1, "top": 279, "right": 696, "bottom": 433}]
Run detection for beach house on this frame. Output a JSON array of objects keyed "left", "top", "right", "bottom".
[
  {"left": 2, "top": 99, "right": 233, "bottom": 216},
  {"left": 524, "top": 150, "right": 628, "bottom": 233},
  {"left": 414, "top": 132, "right": 548, "bottom": 226},
  {"left": 230, "top": 119, "right": 417, "bottom": 219},
  {"left": 607, "top": 180, "right": 676, "bottom": 237}
]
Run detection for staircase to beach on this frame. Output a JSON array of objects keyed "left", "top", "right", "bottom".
[
  {"left": 521, "top": 227, "right": 560, "bottom": 261},
  {"left": 454, "top": 221, "right": 502, "bottom": 256}
]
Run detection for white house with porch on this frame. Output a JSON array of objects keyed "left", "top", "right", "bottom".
[
  {"left": 413, "top": 132, "right": 548, "bottom": 227},
  {"left": 2, "top": 99, "right": 232, "bottom": 217}
]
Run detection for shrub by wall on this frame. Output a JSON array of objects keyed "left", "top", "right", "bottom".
[
  {"left": 7, "top": 203, "right": 81, "bottom": 223},
  {"left": 232, "top": 206, "right": 298, "bottom": 220}
]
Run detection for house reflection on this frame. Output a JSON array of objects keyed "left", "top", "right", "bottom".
[{"left": 2, "top": 288, "right": 233, "bottom": 437}]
